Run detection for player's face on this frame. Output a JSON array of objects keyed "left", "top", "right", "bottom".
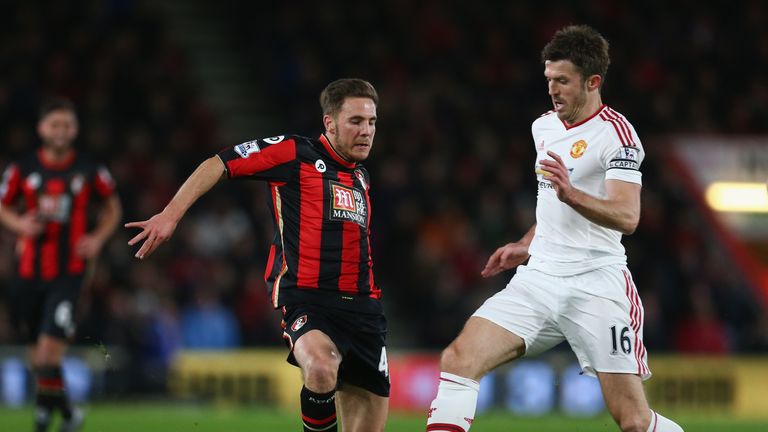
[
  {"left": 325, "top": 97, "right": 377, "bottom": 162},
  {"left": 545, "top": 60, "right": 592, "bottom": 124},
  {"left": 37, "top": 109, "right": 79, "bottom": 151}
]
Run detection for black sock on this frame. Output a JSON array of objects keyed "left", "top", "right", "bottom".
[
  {"left": 36, "top": 366, "right": 72, "bottom": 420},
  {"left": 300, "top": 386, "right": 337, "bottom": 432}
]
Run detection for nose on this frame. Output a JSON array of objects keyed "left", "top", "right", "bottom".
[
  {"left": 360, "top": 123, "right": 372, "bottom": 136},
  {"left": 548, "top": 81, "right": 558, "bottom": 96}
]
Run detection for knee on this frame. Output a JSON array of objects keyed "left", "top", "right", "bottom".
[
  {"left": 440, "top": 343, "right": 477, "bottom": 378},
  {"left": 301, "top": 356, "right": 339, "bottom": 392}
]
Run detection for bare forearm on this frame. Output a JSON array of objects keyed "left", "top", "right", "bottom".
[
  {"left": 163, "top": 156, "right": 226, "bottom": 222},
  {"left": 0, "top": 206, "right": 21, "bottom": 233},
  {"left": 518, "top": 224, "right": 536, "bottom": 248},
  {"left": 91, "top": 195, "right": 123, "bottom": 243},
  {"left": 564, "top": 188, "right": 639, "bottom": 234}
]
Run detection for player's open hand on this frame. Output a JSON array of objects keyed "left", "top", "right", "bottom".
[
  {"left": 125, "top": 211, "right": 178, "bottom": 260},
  {"left": 481, "top": 242, "right": 530, "bottom": 278},
  {"left": 539, "top": 151, "right": 575, "bottom": 204}
]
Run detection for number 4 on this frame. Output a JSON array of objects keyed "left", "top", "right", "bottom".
[
  {"left": 379, "top": 347, "right": 389, "bottom": 377},
  {"left": 610, "top": 325, "right": 632, "bottom": 355}
]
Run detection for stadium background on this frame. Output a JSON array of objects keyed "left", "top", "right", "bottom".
[{"left": 1, "top": 0, "right": 767, "bottom": 430}]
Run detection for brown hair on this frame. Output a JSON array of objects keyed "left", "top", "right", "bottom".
[
  {"left": 541, "top": 25, "right": 610, "bottom": 84},
  {"left": 39, "top": 97, "right": 77, "bottom": 120},
  {"left": 320, "top": 78, "right": 378, "bottom": 116}
]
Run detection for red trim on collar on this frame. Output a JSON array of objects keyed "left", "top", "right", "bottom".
[
  {"left": 561, "top": 104, "right": 607, "bottom": 130},
  {"left": 319, "top": 134, "right": 356, "bottom": 168},
  {"left": 37, "top": 148, "right": 76, "bottom": 170}
]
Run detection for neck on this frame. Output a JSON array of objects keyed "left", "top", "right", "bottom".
[
  {"left": 325, "top": 133, "right": 353, "bottom": 163},
  {"left": 41, "top": 145, "right": 73, "bottom": 163},
  {"left": 567, "top": 96, "right": 603, "bottom": 126}
]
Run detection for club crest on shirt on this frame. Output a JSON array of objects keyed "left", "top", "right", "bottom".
[
  {"left": 291, "top": 315, "right": 307, "bottom": 332},
  {"left": 570, "top": 140, "right": 588, "bottom": 158},
  {"left": 329, "top": 181, "right": 367, "bottom": 227}
]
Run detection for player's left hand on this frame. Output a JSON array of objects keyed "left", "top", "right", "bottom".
[
  {"left": 75, "top": 234, "right": 104, "bottom": 259},
  {"left": 539, "top": 151, "right": 575, "bottom": 204}
]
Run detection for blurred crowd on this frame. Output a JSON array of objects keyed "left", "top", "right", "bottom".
[{"left": 1, "top": 0, "right": 767, "bottom": 394}]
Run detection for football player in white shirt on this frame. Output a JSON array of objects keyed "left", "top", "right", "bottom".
[{"left": 426, "top": 25, "right": 683, "bottom": 432}]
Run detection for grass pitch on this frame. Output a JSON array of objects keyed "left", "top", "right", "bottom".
[{"left": 1, "top": 403, "right": 766, "bottom": 431}]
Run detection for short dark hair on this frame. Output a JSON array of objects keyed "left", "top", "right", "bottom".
[
  {"left": 39, "top": 97, "right": 77, "bottom": 120},
  {"left": 541, "top": 25, "right": 610, "bottom": 84},
  {"left": 320, "top": 78, "right": 378, "bottom": 116}
]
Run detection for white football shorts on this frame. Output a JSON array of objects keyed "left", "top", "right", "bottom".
[{"left": 473, "top": 264, "right": 651, "bottom": 380}]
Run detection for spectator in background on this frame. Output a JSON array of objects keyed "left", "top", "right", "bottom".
[
  {"left": 180, "top": 285, "right": 240, "bottom": 349},
  {"left": 0, "top": 98, "right": 121, "bottom": 432}
]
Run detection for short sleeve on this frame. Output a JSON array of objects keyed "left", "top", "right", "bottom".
[
  {"left": 0, "top": 164, "right": 21, "bottom": 206},
  {"left": 218, "top": 135, "right": 296, "bottom": 181},
  {"left": 93, "top": 164, "right": 117, "bottom": 198}
]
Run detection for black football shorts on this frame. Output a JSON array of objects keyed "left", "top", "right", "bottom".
[
  {"left": 282, "top": 303, "right": 390, "bottom": 397},
  {"left": 8, "top": 276, "right": 83, "bottom": 343}
]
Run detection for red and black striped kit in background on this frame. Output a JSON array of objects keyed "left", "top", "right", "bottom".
[
  {"left": 0, "top": 150, "right": 116, "bottom": 280},
  {"left": 218, "top": 134, "right": 382, "bottom": 314}
]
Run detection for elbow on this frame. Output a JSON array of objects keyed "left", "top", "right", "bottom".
[{"left": 620, "top": 217, "right": 640, "bottom": 235}]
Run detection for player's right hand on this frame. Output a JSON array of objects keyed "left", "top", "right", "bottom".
[
  {"left": 125, "top": 212, "right": 178, "bottom": 260},
  {"left": 17, "top": 211, "right": 44, "bottom": 237},
  {"left": 480, "top": 242, "right": 530, "bottom": 278}
]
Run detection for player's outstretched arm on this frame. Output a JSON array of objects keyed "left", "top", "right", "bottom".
[
  {"left": 481, "top": 224, "right": 536, "bottom": 278},
  {"left": 126, "top": 156, "right": 226, "bottom": 259}
]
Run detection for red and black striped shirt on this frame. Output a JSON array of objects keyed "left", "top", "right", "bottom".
[
  {"left": 0, "top": 149, "right": 116, "bottom": 280},
  {"left": 218, "top": 134, "right": 382, "bottom": 314}
]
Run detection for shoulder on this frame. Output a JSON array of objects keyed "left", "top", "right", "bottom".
[
  {"left": 532, "top": 110, "right": 557, "bottom": 129},
  {"left": 595, "top": 106, "right": 642, "bottom": 148}
]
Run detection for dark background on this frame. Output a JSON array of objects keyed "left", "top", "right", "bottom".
[{"left": 1, "top": 0, "right": 766, "bottom": 394}]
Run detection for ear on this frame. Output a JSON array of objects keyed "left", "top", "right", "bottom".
[
  {"left": 323, "top": 114, "right": 335, "bottom": 135},
  {"left": 587, "top": 74, "right": 602, "bottom": 91}
]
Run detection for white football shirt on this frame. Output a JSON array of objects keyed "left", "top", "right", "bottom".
[{"left": 527, "top": 105, "right": 644, "bottom": 276}]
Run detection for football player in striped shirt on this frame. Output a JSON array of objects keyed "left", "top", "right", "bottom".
[
  {"left": 1, "top": 98, "right": 122, "bottom": 432},
  {"left": 127, "top": 79, "right": 388, "bottom": 432}
]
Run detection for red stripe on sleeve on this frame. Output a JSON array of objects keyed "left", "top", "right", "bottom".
[
  {"left": 296, "top": 163, "right": 323, "bottom": 288},
  {"left": 600, "top": 113, "right": 628, "bottom": 147},
  {"left": 226, "top": 140, "right": 296, "bottom": 178},
  {"left": 337, "top": 173, "right": 360, "bottom": 293},
  {"left": 0, "top": 165, "right": 21, "bottom": 206},
  {"left": 93, "top": 167, "right": 116, "bottom": 197},
  {"left": 604, "top": 109, "right": 635, "bottom": 147}
]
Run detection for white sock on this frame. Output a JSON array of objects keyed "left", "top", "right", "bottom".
[
  {"left": 648, "top": 410, "right": 684, "bottom": 432},
  {"left": 426, "top": 372, "right": 480, "bottom": 432}
]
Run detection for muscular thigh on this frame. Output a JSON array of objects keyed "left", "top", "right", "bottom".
[
  {"left": 472, "top": 267, "right": 565, "bottom": 358},
  {"left": 560, "top": 266, "right": 650, "bottom": 379},
  {"left": 282, "top": 304, "right": 389, "bottom": 396}
]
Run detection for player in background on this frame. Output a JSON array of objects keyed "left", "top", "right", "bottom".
[
  {"left": 425, "top": 26, "right": 684, "bottom": 432},
  {"left": 0, "top": 98, "right": 122, "bottom": 432},
  {"left": 126, "top": 78, "right": 388, "bottom": 432}
]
